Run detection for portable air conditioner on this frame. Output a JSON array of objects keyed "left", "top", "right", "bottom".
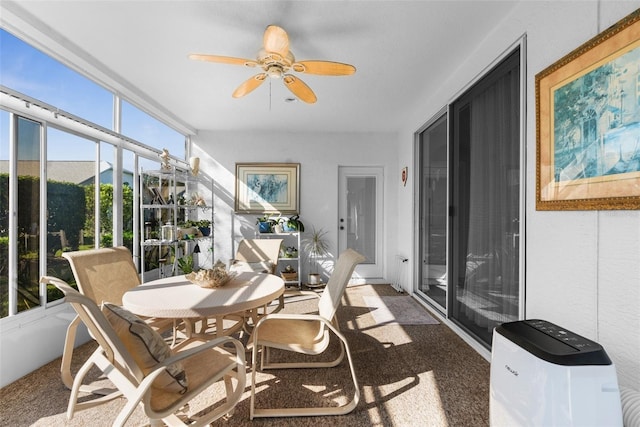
[{"left": 490, "top": 319, "right": 622, "bottom": 426}]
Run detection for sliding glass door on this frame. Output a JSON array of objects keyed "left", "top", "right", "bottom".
[
  {"left": 449, "top": 47, "right": 521, "bottom": 346},
  {"left": 416, "top": 45, "right": 522, "bottom": 348},
  {"left": 416, "top": 112, "right": 448, "bottom": 312}
]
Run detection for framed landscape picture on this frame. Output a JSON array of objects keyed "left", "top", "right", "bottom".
[
  {"left": 235, "top": 163, "right": 300, "bottom": 214},
  {"left": 536, "top": 9, "right": 640, "bottom": 210}
]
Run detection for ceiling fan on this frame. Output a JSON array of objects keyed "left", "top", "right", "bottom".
[{"left": 188, "top": 25, "right": 356, "bottom": 104}]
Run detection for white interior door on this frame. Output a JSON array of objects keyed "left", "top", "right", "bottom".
[{"left": 338, "top": 166, "right": 383, "bottom": 278}]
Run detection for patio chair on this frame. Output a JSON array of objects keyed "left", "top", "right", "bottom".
[
  {"left": 249, "top": 248, "right": 366, "bottom": 419},
  {"left": 229, "top": 238, "right": 283, "bottom": 275},
  {"left": 60, "top": 246, "right": 172, "bottom": 390},
  {"left": 42, "top": 276, "right": 246, "bottom": 427},
  {"left": 229, "top": 238, "right": 285, "bottom": 320}
]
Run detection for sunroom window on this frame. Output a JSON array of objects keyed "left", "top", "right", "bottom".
[{"left": 0, "top": 28, "right": 187, "bottom": 318}]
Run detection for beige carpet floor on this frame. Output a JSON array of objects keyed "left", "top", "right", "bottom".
[{"left": 0, "top": 284, "right": 490, "bottom": 426}]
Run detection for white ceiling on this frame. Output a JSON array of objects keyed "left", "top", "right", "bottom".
[{"left": 3, "top": 1, "right": 518, "bottom": 134}]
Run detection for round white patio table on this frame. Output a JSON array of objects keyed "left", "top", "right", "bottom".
[{"left": 122, "top": 271, "right": 284, "bottom": 340}]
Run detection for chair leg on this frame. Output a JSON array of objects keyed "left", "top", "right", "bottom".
[
  {"left": 223, "top": 375, "right": 236, "bottom": 417},
  {"left": 61, "top": 315, "right": 121, "bottom": 397},
  {"left": 61, "top": 315, "right": 81, "bottom": 390},
  {"left": 176, "top": 372, "right": 245, "bottom": 426},
  {"left": 113, "top": 391, "right": 146, "bottom": 427},
  {"left": 261, "top": 340, "right": 345, "bottom": 370},
  {"left": 66, "top": 349, "right": 123, "bottom": 419},
  {"left": 66, "top": 348, "right": 96, "bottom": 420},
  {"left": 250, "top": 343, "right": 260, "bottom": 420},
  {"left": 250, "top": 326, "right": 360, "bottom": 419}
]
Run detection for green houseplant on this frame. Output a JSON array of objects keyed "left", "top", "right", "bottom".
[
  {"left": 302, "top": 227, "right": 329, "bottom": 285},
  {"left": 284, "top": 215, "right": 305, "bottom": 232},
  {"left": 196, "top": 219, "right": 211, "bottom": 236},
  {"left": 176, "top": 253, "right": 194, "bottom": 274},
  {"left": 256, "top": 215, "right": 277, "bottom": 233}
]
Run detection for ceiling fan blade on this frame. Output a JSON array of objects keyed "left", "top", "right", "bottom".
[
  {"left": 292, "top": 60, "right": 356, "bottom": 76},
  {"left": 232, "top": 73, "right": 268, "bottom": 98},
  {"left": 188, "top": 53, "right": 257, "bottom": 67},
  {"left": 283, "top": 74, "right": 317, "bottom": 104},
  {"left": 263, "top": 25, "right": 289, "bottom": 57}
]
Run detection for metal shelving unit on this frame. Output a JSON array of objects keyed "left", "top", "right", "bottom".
[
  {"left": 139, "top": 167, "right": 213, "bottom": 282},
  {"left": 255, "top": 231, "right": 302, "bottom": 288}
]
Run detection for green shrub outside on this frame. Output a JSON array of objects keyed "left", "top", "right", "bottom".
[{"left": 1, "top": 174, "right": 134, "bottom": 317}]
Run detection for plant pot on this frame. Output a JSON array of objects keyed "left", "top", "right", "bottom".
[
  {"left": 281, "top": 271, "right": 298, "bottom": 281},
  {"left": 283, "top": 224, "right": 296, "bottom": 232},
  {"left": 177, "top": 226, "right": 198, "bottom": 240},
  {"left": 308, "top": 273, "right": 321, "bottom": 285},
  {"left": 258, "top": 221, "right": 272, "bottom": 233},
  {"left": 198, "top": 226, "right": 211, "bottom": 237}
]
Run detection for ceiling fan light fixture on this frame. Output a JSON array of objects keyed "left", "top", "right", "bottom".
[{"left": 267, "top": 66, "right": 283, "bottom": 79}]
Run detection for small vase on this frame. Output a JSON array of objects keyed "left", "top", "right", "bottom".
[{"left": 189, "top": 156, "right": 200, "bottom": 176}]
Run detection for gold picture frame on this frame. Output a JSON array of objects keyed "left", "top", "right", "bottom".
[
  {"left": 235, "top": 163, "right": 300, "bottom": 214},
  {"left": 536, "top": 9, "right": 640, "bottom": 210}
]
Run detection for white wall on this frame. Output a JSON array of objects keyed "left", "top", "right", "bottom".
[
  {"left": 191, "top": 130, "right": 399, "bottom": 281},
  {"left": 397, "top": 1, "right": 640, "bottom": 389},
  {"left": 0, "top": 303, "right": 90, "bottom": 387}
]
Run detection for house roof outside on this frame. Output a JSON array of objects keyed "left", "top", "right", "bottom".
[{"left": 0, "top": 160, "right": 134, "bottom": 186}]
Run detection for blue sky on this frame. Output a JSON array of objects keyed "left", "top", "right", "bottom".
[{"left": 0, "top": 28, "right": 184, "bottom": 170}]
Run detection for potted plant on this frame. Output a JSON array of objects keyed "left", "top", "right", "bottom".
[
  {"left": 176, "top": 253, "right": 194, "bottom": 274},
  {"left": 281, "top": 264, "right": 298, "bottom": 282},
  {"left": 283, "top": 215, "right": 305, "bottom": 232},
  {"left": 282, "top": 246, "right": 298, "bottom": 258},
  {"left": 256, "top": 215, "right": 276, "bottom": 233},
  {"left": 271, "top": 215, "right": 285, "bottom": 233},
  {"left": 196, "top": 219, "right": 211, "bottom": 236},
  {"left": 170, "top": 245, "right": 194, "bottom": 274},
  {"left": 302, "top": 227, "right": 329, "bottom": 286}
]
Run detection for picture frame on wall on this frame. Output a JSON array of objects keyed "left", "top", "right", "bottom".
[
  {"left": 536, "top": 9, "right": 640, "bottom": 210},
  {"left": 235, "top": 163, "right": 300, "bottom": 214}
]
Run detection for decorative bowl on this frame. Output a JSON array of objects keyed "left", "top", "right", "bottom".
[{"left": 186, "top": 269, "right": 236, "bottom": 288}]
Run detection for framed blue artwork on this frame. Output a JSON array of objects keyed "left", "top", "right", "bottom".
[
  {"left": 235, "top": 163, "right": 300, "bottom": 213},
  {"left": 537, "top": 9, "right": 640, "bottom": 210}
]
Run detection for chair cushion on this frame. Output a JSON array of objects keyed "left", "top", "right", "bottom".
[{"left": 102, "top": 303, "right": 188, "bottom": 394}]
